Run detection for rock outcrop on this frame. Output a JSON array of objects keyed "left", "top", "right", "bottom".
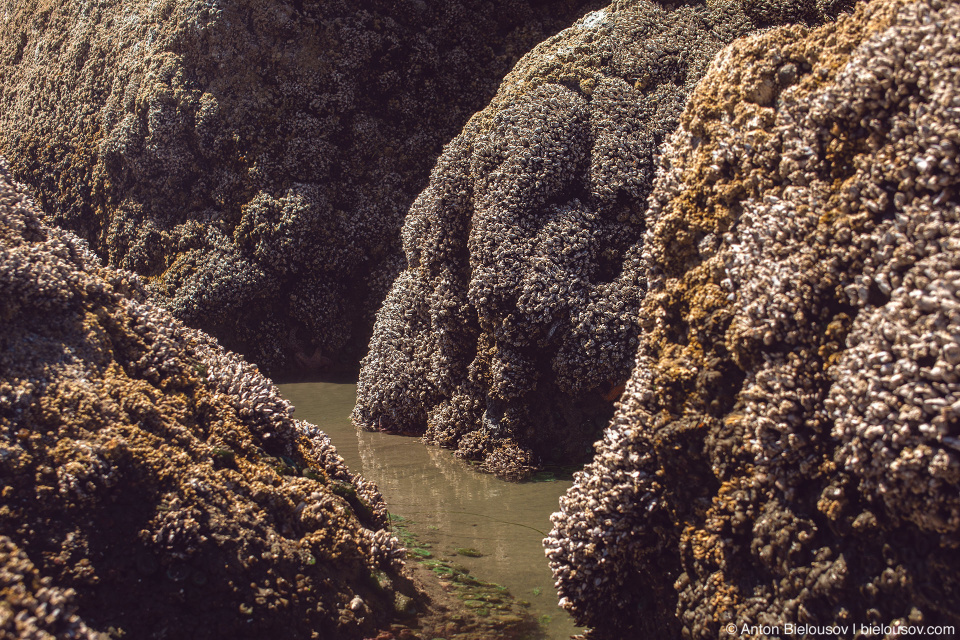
[
  {"left": 0, "top": 0, "right": 600, "bottom": 374},
  {"left": 545, "top": 0, "right": 960, "bottom": 636},
  {"left": 353, "top": 0, "right": 847, "bottom": 478},
  {"left": 0, "top": 160, "right": 406, "bottom": 639}
]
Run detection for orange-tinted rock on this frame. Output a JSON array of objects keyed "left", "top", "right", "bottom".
[
  {"left": 0, "top": 160, "right": 405, "bottom": 639},
  {"left": 546, "top": 0, "right": 960, "bottom": 636}
]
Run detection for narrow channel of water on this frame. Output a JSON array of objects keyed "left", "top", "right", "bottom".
[{"left": 278, "top": 382, "right": 583, "bottom": 640}]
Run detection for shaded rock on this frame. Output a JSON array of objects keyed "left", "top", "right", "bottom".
[
  {"left": 353, "top": 0, "right": 846, "bottom": 478},
  {"left": 0, "top": 537, "right": 106, "bottom": 640},
  {"left": 0, "top": 160, "right": 406, "bottom": 639},
  {"left": 545, "top": 0, "right": 960, "bottom": 636},
  {"left": 0, "top": 0, "right": 601, "bottom": 374}
]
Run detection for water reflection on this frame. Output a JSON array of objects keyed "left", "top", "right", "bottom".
[{"left": 278, "top": 382, "right": 582, "bottom": 640}]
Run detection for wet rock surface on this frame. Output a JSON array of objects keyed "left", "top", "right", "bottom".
[
  {"left": 0, "top": 160, "right": 408, "bottom": 639},
  {"left": 0, "top": 0, "right": 601, "bottom": 375},
  {"left": 353, "top": 0, "right": 846, "bottom": 478},
  {"left": 545, "top": 0, "right": 960, "bottom": 636}
]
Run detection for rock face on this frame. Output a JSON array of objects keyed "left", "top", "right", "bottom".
[
  {"left": 352, "top": 0, "right": 845, "bottom": 477},
  {"left": 545, "top": 0, "right": 960, "bottom": 636},
  {"left": 0, "top": 160, "right": 406, "bottom": 639},
  {"left": 0, "top": 0, "right": 600, "bottom": 374}
]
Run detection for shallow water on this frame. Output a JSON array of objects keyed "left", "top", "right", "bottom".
[{"left": 278, "top": 381, "right": 583, "bottom": 640}]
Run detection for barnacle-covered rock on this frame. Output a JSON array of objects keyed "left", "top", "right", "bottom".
[
  {"left": 0, "top": 160, "right": 406, "bottom": 639},
  {"left": 0, "top": 0, "right": 600, "bottom": 374},
  {"left": 546, "top": 0, "right": 960, "bottom": 636},
  {"left": 0, "top": 537, "right": 107, "bottom": 640},
  {"left": 354, "top": 0, "right": 844, "bottom": 478}
]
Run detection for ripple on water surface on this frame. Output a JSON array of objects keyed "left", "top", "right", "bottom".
[{"left": 278, "top": 381, "right": 583, "bottom": 640}]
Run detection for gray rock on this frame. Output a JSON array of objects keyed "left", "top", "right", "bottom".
[{"left": 0, "top": 0, "right": 601, "bottom": 374}]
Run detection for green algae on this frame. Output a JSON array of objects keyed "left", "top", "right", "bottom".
[{"left": 387, "top": 513, "right": 545, "bottom": 633}]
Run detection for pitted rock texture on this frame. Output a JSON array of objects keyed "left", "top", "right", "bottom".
[
  {"left": 353, "top": 0, "right": 845, "bottom": 478},
  {"left": 0, "top": 0, "right": 601, "bottom": 375},
  {"left": 545, "top": 0, "right": 960, "bottom": 637},
  {"left": 0, "top": 161, "right": 407, "bottom": 639}
]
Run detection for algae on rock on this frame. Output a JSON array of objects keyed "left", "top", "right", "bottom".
[
  {"left": 545, "top": 0, "right": 960, "bottom": 636},
  {"left": 0, "top": 160, "right": 406, "bottom": 639}
]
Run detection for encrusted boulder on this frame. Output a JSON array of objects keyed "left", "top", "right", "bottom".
[
  {"left": 545, "top": 0, "right": 960, "bottom": 636},
  {"left": 0, "top": 160, "right": 406, "bottom": 639},
  {"left": 0, "top": 0, "right": 599, "bottom": 374},
  {"left": 353, "top": 0, "right": 846, "bottom": 478}
]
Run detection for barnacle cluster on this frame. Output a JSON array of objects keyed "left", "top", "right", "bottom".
[
  {"left": 354, "top": 0, "right": 845, "bottom": 478},
  {"left": 0, "top": 537, "right": 106, "bottom": 640},
  {"left": 0, "top": 0, "right": 601, "bottom": 374},
  {"left": 545, "top": 0, "right": 960, "bottom": 636},
  {"left": 0, "top": 159, "right": 407, "bottom": 639}
]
